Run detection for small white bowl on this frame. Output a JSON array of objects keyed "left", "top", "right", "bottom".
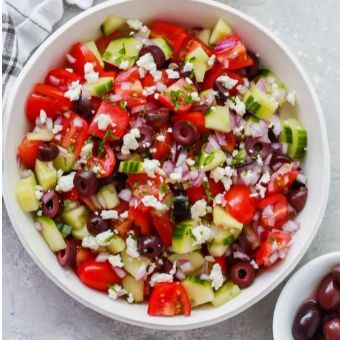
[
  {"left": 3, "top": 0, "right": 330, "bottom": 330},
  {"left": 273, "top": 252, "right": 340, "bottom": 340}
]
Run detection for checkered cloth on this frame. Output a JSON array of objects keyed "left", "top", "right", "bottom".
[{"left": 2, "top": 0, "right": 93, "bottom": 108}]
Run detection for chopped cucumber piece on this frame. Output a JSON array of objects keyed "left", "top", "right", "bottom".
[
  {"left": 27, "top": 127, "right": 54, "bottom": 141},
  {"left": 185, "top": 45, "right": 210, "bottom": 82},
  {"left": 209, "top": 18, "right": 233, "bottom": 45},
  {"left": 256, "top": 72, "right": 286, "bottom": 106},
  {"left": 168, "top": 251, "right": 205, "bottom": 274},
  {"left": 213, "top": 205, "right": 243, "bottom": 231},
  {"left": 61, "top": 205, "right": 89, "bottom": 230},
  {"left": 195, "top": 29, "right": 211, "bottom": 45},
  {"left": 16, "top": 173, "right": 40, "bottom": 212},
  {"left": 231, "top": 148, "right": 247, "bottom": 167},
  {"left": 182, "top": 276, "right": 215, "bottom": 307},
  {"left": 71, "top": 224, "right": 90, "bottom": 240},
  {"left": 208, "top": 242, "right": 229, "bottom": 257},
  {"left": 152, "top": 37, "right": 173, "bottom": 60},
  {"left": 122, "top": 274, "right": 144, "bottom": 303},
  {"left": 281, "top": 118, "right": 307, "bottom": 160},
  {"left": 53, "top": 150, "right": 75, "bottom": 172},
  {"left": 211, "top": 281, "right": 240, "bottom": 307},
  {"left": 199, "top": 89, "right": 216, "bottom": 105},
  {"left": 84, "top": 41, "right": 104, "bottom": 68},
  {"left": 127, "top": 153, "right": 142, "bottom": 161},
  {"left": 36, "top": 216, "right": 66, "bottom": 252},
  {"left": 172, "top": 220, "right": 200, "bottom": 254},
  {"left": 121, "top": 250, "right": 151, "bottom": 279},
  {"left": 205, "top": 105, "right": 231, "bottom": 132},
  {"left": 107, "top": 234, "right": 126, "bottom": 254},
  {"left": 35, "top": 159, "right": 58, "bottom": 191},
  {"left": 101, "top": 15, "right": 126, "bottom": 37},
  {"left": 208, "top": 223, "right": 238, "bottom": 257},
  {"left": 243, "top": 84, "right": 279, "bottom": 120},
  {"left": 196, "top": 148, "right": 227, "bottom": 171},
  {"left": 97, "top": 183, "right": 120, "bottom": 209},
  {"left": 82, "top": 77, "right": 114, "bottom": 97},
  {"left": 102, "top": 37, "right": 142, "bottom": 69},
  {"left": 118, "top": 161, "right": 144, "bottom": 174}
]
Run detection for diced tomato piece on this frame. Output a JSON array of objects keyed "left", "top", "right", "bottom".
[
  {"left": 77, "top": 260, "right": 121, "bottom": 292},
  {"left": 202, "top": 63, "right": 224, "bottom": 90},
  {"left": 99, "top": 70, "right": 117, "bottom": 79},
  {"left": 267, "top": 164, "right": 299, "bottom": 194},
  {"left": 68, "top": 42, "right": 103, "bottom": 76},
  {"left": 150, "top": 21, "right": 187, "bottom": 48},
  {"left": 148, "top": 282, "right": 191, "bottom": 316},
  {"left": 34, "top": 83, "right": 72, "bottom": 110},
  {"left": 141, "top": 70, "right": 176, "bottom": 89},
  {"left": 88, "top": 101, "right": 129, "bottom": 140},
  {"left": 86, "top": 143, "right": 116, "bottom": 178},
  {"left": 152, "top": 128, "right": 173, "bottom": 161},
  {"left": 78, "top": 195, "right": 98, "bottom": 212},
  {"left": 257, "top": 193, "right": 289, "bottom": 229},
  {"left": 17, "top": 138, "right": 43, "bottom": 169},
  {"left": 215, "top": 33, "right": 253, "bottom": 70},
  {"left": 158, "top": 78, "right": 196, "bottom": 114},
  {"left": 75, "top": 247, "right": 95, "bottom": 267},
  {"left": 185, "top": 185, "right": 207, "bottom": 205},
  {"left": 256, "top": 231, "right": 292, "bottom": 266},
  {"left": 53, "top": 112, "right": 89, "bottom": 158},
  {"left": 62, "top": 188, "right": 79, "bottom": 201},
  {"left": 45, "top": 68, "right": 82, "bottom": 91},
  {"left": 113, "top": 67, "right": 146, "bottom": 108},
  {"left": 224, "top": 185, "right": 257, "bottom": 224},
  {"left": 207, "top": 177, "right": 225, "bottom": 198},
  {"left": 221, "top": 132, "right": 237, "bottom": 154},
  {"left": 172, "top": 111, "right": 207, "bottom": 134},
  {"left": 129, "top": 207, "right": 152, "bottom": 235},
  {"left": 150, "top": 210, "right": 175, "bottom": 247}
]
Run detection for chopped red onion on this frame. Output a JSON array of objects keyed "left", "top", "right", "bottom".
[
  {"left": 121, "top": 82, "right": 131, "bottom": 90},
  {"left": 233, "top": 251, "right": 251, "bottom": 261},
  {"left": 215, "top": 132, "right": 228, "bottom": 146},
  {"left": 269, "top": 115, "right": 282, "bottom": 136},
  {"left": 264, "top": 251, "right": 279, "bottom": 266},
  {"left": 134, "top": 264, "right": 147, "bottom": 280},
  {"left": 118, "top": 189, "right": 132, "bottom": 202},
  {"left": 249, "top": 120, "right": 268, "bottom": 139},
  {"left": 129, "top": 198, "right": 137, "bottom": 207},
  {"left": 176, "top": 152, "right": 187, "bottom": 168},
  {"left": 116, "top": 152, "right": 130, "bottom": 161},
  {"left": 95, "top": 252, "right": 110, "bottom": 262},
  {"left": 264, "top": 153, "right": 273, "bottom": 166},
  {"left": 162, "top": 160, "right": 175, "bottom": 176},
  {"left": 278, "top": 247, "right": 289, "bottom": 259},
  {"left": 133, "top": 33, "right": 156, "bottom": 46},
  {"left": 113, "top": 266, "right": 126, "bottom": 279},
  {"left": 205, "top": 134, "right": 220, "bottom": 153},
  {"left": 256, "top": 79, "right": 267, "bottom": 91},
  {"left": 282, "top": 220, "right": 300, "bottom": 234},
  {"left": 175, "top": 270, "right": 186, "bottom": 280},
  {"left": 156, "top": 82, "right": 167, "bottom": 92},
  {"left": 180, "top": 261, "right": 193, "bottom": 273},
  {"left": 48, "top": 75, "right": 60, "bottom": 87},
  {"left": 215, "top": 37, "right": 236, "bottom": 53},
  {"left": 109, "top": 94, "right": 122, "bottom": 102}
]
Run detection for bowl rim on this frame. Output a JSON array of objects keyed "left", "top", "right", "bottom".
[
  {"left": 272, "top": 251, "right": 340, "bottom": 340},
  {"left": 3, "top": 0, "right": 330, "bottom": 330}
]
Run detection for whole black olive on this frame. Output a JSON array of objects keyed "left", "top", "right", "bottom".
[
  {"left": 139, "top": 45, "right": 166, "bottom": 69},
  {"left": 173, "top": 120, "right": 199, "bottom": 146},
  {"left": 57, "top": 240, "right": 77, "bottom": 267},
  {"left": 74, "top": 170, "right": 98, "bottom": 196},
  {"left": 323, "top": 317, "right": 340, "bottom": 340},
  {"left": 138, "top": 235, "right": 163, "bottom": 260},
  {"left": 87, "top": 214, "right": 111, "bottom": 235},
  {"left": 38, "top": 143, "right": 59, "bottom": 162},
  {"left": 288, "top": 187, "right": 308, "bottom": 213},
  {"left": 172, "top": 192, "right": 191, "bottom": 222},
  {"left": 332, "top": 265, "right": 340, "bottom": 285},
  {"left": 213, "top": 79, "right": 228, "bottom": 102},
  {"left": 41, "top": 190, "right": 61, "bottom": 218},
  {"left": 145, "top": 108, "right": 170, "bottom": 125},
  {"left": 137, "top": 125, "right": 154, "bottom": 152}
]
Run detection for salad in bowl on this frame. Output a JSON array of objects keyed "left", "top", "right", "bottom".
[{"left": 15, "top": 14, "right": 308, "bottom": 317}]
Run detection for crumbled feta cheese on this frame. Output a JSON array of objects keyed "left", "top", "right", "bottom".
[
  {"left": 96, "top": 230, "right": 114, "bottom": 246},
  {"left": 191, "top": 225, "right": 212, "bottom": 246},
  {"left": 141, "top": 195, "right": 168, "bottom": 212},
  {"left": 147, "top": 262, "right": 157, "bottom": 275},
  {"left": 142, "top": 159, "right": 162, "bottom": 178},
  {"left": 56, "top": 172, "right": 76, "bottom": 192},
  {"left": 255, "top": 171, "right": 271, "bottom": 198},
  {"left": 169, "top": 172, "right": 182, "bottom": 183},
  {"left": 79, "top": 142, "right": 93, "bottom": 163},
  {"left": 108, "top": 284, "right": 127, "bottom": 300},
  {"left": 167, "top": 127, "right": 172, "bottom": 133},
  {"left": 205, "top": 255, "right": 215, "bottom": 262},
  {"left": 52, "top": 124, "right": 63, "bottom": 134},
  {"left": 156, "top": 134, "right": 165, "bottom": 142},
  {"left": 250, "top": 259, "right": 259, "bottom": 270},
  {"left": 165, "top": 68, "right": 180, "bottom": 79},
  {"left": 57, "top": 169, "right": 64, "bottom": 179},
  {"left": 108, "top": 254, "right": 124, "bottom": 268},
  {"left": 65, "top": 68, "right": 73, "bottom": 73},
  {"left": 213, "top": 193, "right": 224, "bottom": 207},
  {"left": 186, "top": 158, "right": 195, "bottom": 166},
  {"left": 227, "top": 96, "right": 246, "bottom": 116},
  {"left": 185, "top": 77, "right": 193, "bottom": 84},
  {"left": 127, "top": 18, "right": 143, "bottom": 30},
  {"left": 34, "top": 185, "right": 44, "bottom": 200},
  {"left": 256, "top": 154, "right": 263, "bottom": 166},
  {"left": 209, "top": 263, "right": 224, "bottom": 291},
  {"left": 168, "top": 63, "right": 179, "bottom": 70},
  {"left": 127, "top": 292, "right": 134, "bottom": 303},
  {"left": 37, "top": 210, "right": 42, "bottom": 216},
  {"left": 150, "top": 148, "right": 157, "bottom": 154},
  {"left": 82, "top": 236, "right": 99, "bottom": 250},
  {"left": 94, "top": 114, "right": 114, "bottom": 131},
  {"left": 120, "top": 211, "right": 129, "bottom": 219},
  {"left": 191, "top": 199, "right": 208, "bottom": 220},
  {"left": 137, "top": 53, "right": 157, "bottom": 79},
  {"left": 217, "top": 75, "right": 238, "bottom": 90},
  {"left": 149, "top": 273, "right": 174, "bottom": 287},
  {"left": 191, "top": 92, "right": 200, "bottom": 102},
  {"left": 210, "top": 106, "right": 216, "bottom": 111},
  {"left": 121, "top": 128, "right": 140, "bottom": 155},
  {"left": 101, "top": 210, "right": 119, "bottom": 220},
  {"left": 119, "top": 60, "right": 129, "bottom": 70},
  {"left": 142, "top": 85, "right": 156, "bottom": 96},
  {"left": 210, "top": 166, "right": 234, "bottom": 191},
  {"left": 208, "top": 54, "right": 216, "bottom": 67},
  {"left": 154, "top": 93, "right": 160, "bottom": 100},
  {"left": 84, "top": 62, "right": 99, "bottom": 84},
  {"left": 286, "top": 90, "right": 296, "bottom": 106},
  {"left": 182, "top": 61, "right": 194, "bottom": 72},
  {"left": 64, "top": 80, "right": 82, "bottom": 101},
  {"left": 126, "top": 234, "right": 139, "bottom": 258},
  {"left": 39, "top": 110, "right": 47, "bottom": 124}
]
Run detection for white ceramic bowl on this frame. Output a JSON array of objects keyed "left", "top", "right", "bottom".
[
  {"left": 273, "top": 252, "right": 340, "bottom": 340},
  {"left": 3, "top": 0, "right": 330, "bottom": 330}
]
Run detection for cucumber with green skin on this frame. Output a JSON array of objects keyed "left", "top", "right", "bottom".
[
  {"left": 107, "top": 234, "right": 126, "bottom": 254},
  {"left": 195, "top": 29, "right": 211, "bottom": 45},
  {"left": 122, "top": 274, "right": 144, "bottom": 303},
  {"left": 209, "top": 18, "right": 233, "bottom": 45},
  {"left": 35, "top": 159, "right": 58, "bottom": 191},
  {"left": 211, "top": 281, "right": 240, "bottom": 307},
  {"left": 196, "top": 148, "right": 227, "bottom": 171},
  {"left": 182, "top": 276, "right": 215, "bottom": 307},
  {"left": 36, "top": 216, "right": 66, "bottom": 252},
  {"left": 168, "top": 251, "right": 205, "bottom": 274},
  {"left": 185, "top": 45, "right": 210, "bottom": 82},
  {"left": 53, "top": 150, "right": 75, "bottom": 172},
  {"left": 84, "top": 41, "right": 104, "bottom": 68},
  {"left": 71, "top": 224, "right": 90, "bottom": 240},
  {"left": 121, "top": 250, "right": 151, "bottom": 279},
  {"left": 172, "top": 220, "right": 200, "bottom": 254},
  {"left": 82, "top": 77, "right": 114, "bottom": 97},
  {"left": 152, "top": 37, "right": 173, "bottom": 60},
  {"left": 61, "top": 205, "right": 89, "bottom": 230},
  {"left": 97, "top": 183, "right": 120, "bottom": 209},
  {"left": 16, "top": 173, "right": 40, "bottom": 212},
  {"left": 205, "top": 105, "right": 231, "bottom": 132},
  {"left": 101, "top": 15, "right": 126, "bottom": 37},
  {"left": 118, "top": 161, "right": 144, "bottom": 174}
]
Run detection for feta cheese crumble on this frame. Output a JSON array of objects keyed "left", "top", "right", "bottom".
[
  {"left": 217, "top": 75, "right": 238, "bottom": 90},
  {"left": 94, "top": 114, "right": 114, "bottom": 131},
  {"left": 141, "top": 195, "right": 168, "bottom": 212},
  {"left": 191, "top": 225, "right": 212, "bottom": 246},
  {"left": 210, "top": 166, "right": 235, "bottom": 191},
  {"left": 149, "top": 273, "right": 173, "bottom": 287},
  {"left": 55, "top": 172, "right": 76, "bottom": 192},
  {"left": 182, "top": 61, "right": 194, "bottom": 72},
  {"left": 108, "top": 284, "right": 128, "bottom": 300},
  {"left": 34, "top": 185, "right": 44, "bottom": 200},
  {"left": 64, "top": 80, "right": 82, "bottom": 101},
  {"left": 165, "top": 68, "right": 180, "bottom": 79},
  {"left": 84, "top": 62, "right": 99, "bottom": 84},
  {"left": 108, "top": 254, "right": 124, "bottom": 268},
  {"left": 127, "top": 19, "right": 143, "bottom": 30},
  {"left": 127, "top": 293, "right": 135, "bottom": 304},
  {"left": 208, "top": 54, "right": 216, "bottom": 67},
  {"left": 101, "top": 210, "right": 119, "bottom": 220},
  {"left": 126, "top": 234, "right": 139, "bottom": 258},
  {"left": 119, "top": 60, "right": 129, "bottom": 70},
  {"left": 209, "top": 263, "right": 224, "bottom": 290},
  {"left": 286, "top": 90, "right": 296, "bottom": 106},
  {"left": 142, "top": 85, "right": 156, "bottom": 96},
  {"left": 156, "top": 134, "right": 165, "bottom": 142},
  {"left": 142, "top": 159, "right": 162, "bottom": 178},
  {"left": 255, "top": 171, "right": 271, "bottom": 198},
  {"left": 121, "top": 128, "right": 140, "bottom": 155},
  {"left": 136, "top": 53, "right": 161, "bottom": 81},
  {"left": 190, "top": 92, "right": 200, "bottom": 102},
  {"left": 227, "top": 96, "right": 246, "bottom": 116},
  {"left": 96, "top": 230, "right": 114, "bottom": 246},
  {"left": 191, "top": 199, "right": 208, "bottom": 220}
]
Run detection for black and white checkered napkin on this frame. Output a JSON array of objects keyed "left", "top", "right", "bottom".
[{"left": 2, "top": 0, "right": 94, "bottom": 108}]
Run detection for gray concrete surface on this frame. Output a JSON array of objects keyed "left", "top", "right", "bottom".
[{"left": 3, "top": 0, "right": 340, "bottom": 339}]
